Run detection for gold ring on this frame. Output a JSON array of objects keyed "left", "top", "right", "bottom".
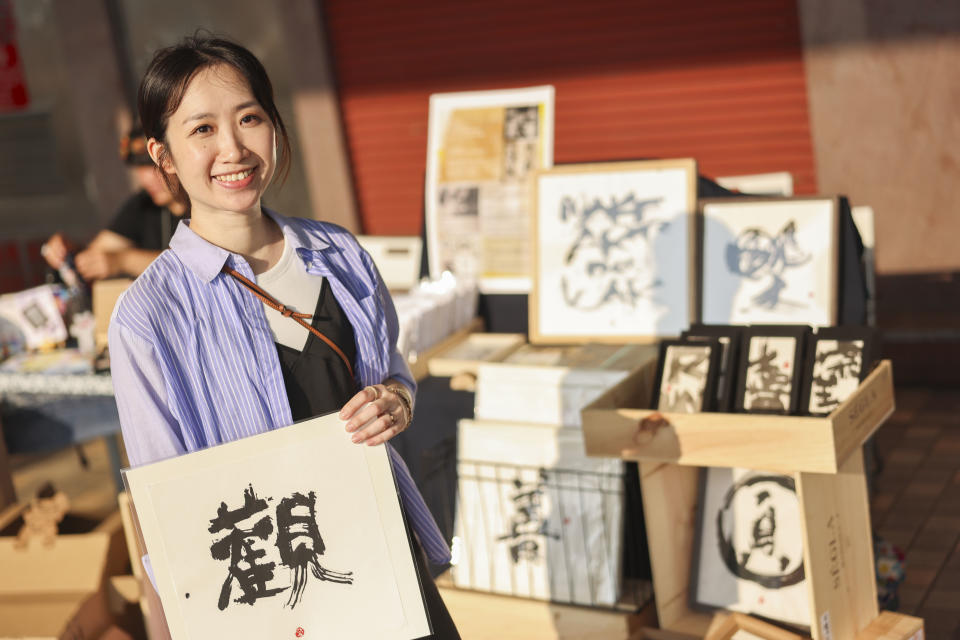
[
  {"left": 386, "top": 412, "right": 396, "bottom": 426},
  {"left": 366, "top": 385, "right": 380, "bottom": 401}
]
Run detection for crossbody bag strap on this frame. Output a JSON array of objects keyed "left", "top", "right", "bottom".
[{"left": 221, "top": 265, "right": 355, "bottom": 380}]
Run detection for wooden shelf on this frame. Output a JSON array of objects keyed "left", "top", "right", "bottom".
[{"left": 582, "top": 361, "right": 895, "bottom": 474}]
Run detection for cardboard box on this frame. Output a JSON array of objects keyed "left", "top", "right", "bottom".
[
  {"left": 93, "top": 278, "right": 133, "bottom": 352},
  {"left": 475, "top": 343, "right": 657, "bottom": 428},
  {"left": 0, "top": 503, "right": 128, "bottom": 639}
]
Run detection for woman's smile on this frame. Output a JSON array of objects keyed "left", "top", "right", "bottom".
[{"left": 213, "top": 166, "right": 258, "bottom": 189}]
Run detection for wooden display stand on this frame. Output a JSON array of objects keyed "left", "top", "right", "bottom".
[{"left": 582, "top": 361, "right": 922, "bottom": 640}]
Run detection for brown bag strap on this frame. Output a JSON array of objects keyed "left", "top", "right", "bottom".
[{"left": 221, "top": 265, "right": 355, "bottom": 380}]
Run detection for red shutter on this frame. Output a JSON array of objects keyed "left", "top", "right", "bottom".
[{"left": 325, "top": 0, "right": 816, "bottom": 235}]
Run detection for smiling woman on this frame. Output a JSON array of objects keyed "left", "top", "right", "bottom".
[{"left": 109, "top": 36, "right": 459, "bottom": 638}]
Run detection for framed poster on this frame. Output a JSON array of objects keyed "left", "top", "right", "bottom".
[
  {"left": 799, "top": 326, "right": 876, "bottom": 417},
  {"left": 651, "top": 339, "right": 721, "bottom": 413},
  {"left": 700, "top": 196, "right": 840, "bottom": 327},
  {"left": 426, "top": 86, "right": 555, "bottom": 294},
  {"left": 691, "top": 467, "right": 810, "bottom": 629},
  {"left": 123, "top": 413, "right": 430, "bottom": 640},
  {"left": 531, "top": 159, "right": 697, "bottom": 343},
  {"left": 734, "top": 325, "right": 810, "bottom": 415},
  {"left": 452, "top": 419, "right": 623, "bottom": 607}
]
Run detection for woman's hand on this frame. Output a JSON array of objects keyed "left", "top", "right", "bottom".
[{"left": 340, "top": 383, "right": 411, "bottom": 446}]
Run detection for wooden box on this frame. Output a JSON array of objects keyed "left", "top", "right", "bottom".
[
  {"left": 581, "top": 361, "right": 898, "bottom": 640},
  {"left": 475, "top": 343, "right": 658, "bottom": 428},
  {"left": 427, "top": 332, "right": 526, "bottom": 378},
  {"left": 0, "top": 503, "right": 127, "bottom": 639}
]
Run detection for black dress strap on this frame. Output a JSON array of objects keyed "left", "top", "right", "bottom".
[{"left": 275, "top": 279, "right": 358, "bottom": 422}]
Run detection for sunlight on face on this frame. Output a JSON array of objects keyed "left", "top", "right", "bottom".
[{"left": 158, "top": 64, "right": 276, "bottom": 219}]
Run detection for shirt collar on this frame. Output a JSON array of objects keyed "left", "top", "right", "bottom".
[{"left": 169, "top": 208, "right": 329, "bottom": 283}]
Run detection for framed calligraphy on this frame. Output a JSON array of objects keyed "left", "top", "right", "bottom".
[
  {"left": 680, "top": 324, "right": 745, "bottom": 412},
  {"left": 734, "top": 325, "right": 810, "bottom": 415},
  {"left": 799, "top": 326, "right": 877, "bottom": 417},
  {"left": 531, "top": 159, "right": 697, "bottom": 344},
  {"left": 699, "top": 196, "right": 840, "bottom": 327},
  {"left": 651, "top": 338, "right": 722, "bottom": 413}
]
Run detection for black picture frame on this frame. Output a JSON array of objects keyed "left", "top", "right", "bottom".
[
  {"left": 681, "top": 324, "right": 745, "bottom": 412},
  {"left": 651, "top": 338, "right": 722, "bottom": 413},
  {"left": 734, "top": 325, "right": 811, "bottom": 415},
  {"left": 798, "top": 326, "right": 877, "bottom": 417}
]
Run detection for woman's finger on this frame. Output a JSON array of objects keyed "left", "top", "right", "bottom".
[
  {"left": 339, "top": 385, "right": 381, "bottom": 420},
  {"left": 344, "top": 399, "right": 387, "bottom": 434},
  {"left": 366, "top": 422, "right": 403, "bottom": 446},
  {"left": 351, "top": 412, "right": 397, "bottom": 444}
]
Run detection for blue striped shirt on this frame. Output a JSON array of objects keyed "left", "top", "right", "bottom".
[{"left": 108, "top": 209, "right": 450, "bottom": 564}]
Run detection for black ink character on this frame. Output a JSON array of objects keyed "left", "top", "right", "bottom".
[
  {"left": 660, "top": 348, "right": 710, "bottom": 413},
  {"left": 726, "top": 220, "right": 810, "bottom": 311},
  {"left": 209, "top": 484, "right": 286, "bottom": 610},
  {"left": 810, "top": 340, "right": 863, "bottom": 412},
  {"left": 497, "top": 470, "right": 559, "bottom": 563},
  {"left": 560, "top": 194, "right": 668, "bottom": 311},
  {"left": 503, "top": 106, "right": 538, "bottom": 140},
  {"left": 745, "top": 340, "right": 792, "bottom": 411},
  {"left": 275, "top": 491, "right": 354, "bottom": 608},
  {"left": 716, "top": 474, "right": 804, "bottom": 589}
]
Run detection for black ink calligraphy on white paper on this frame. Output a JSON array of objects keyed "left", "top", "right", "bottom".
[
  {"left": 716, "top": 474, "right": 804, "bottom": 589},
  {"left": 809, "top": 339, "right": 864, "bottom": 414},
  {"left": 743, "top": 337, "right": 796, "bottom": 412},
  {"left": 560, "top": 194, "right": 668, "bottom": 312},
  {"left": 497, "top": 470, "right": 559, "bottom": 564},
  {"left": 209, "top": 485, "right": 353, "bottom": 611},
  {"left": 726, "top": 221, "right": 811, "bottom": 312},
  {"left": 659, "top": 345, "right": 711, "bottom": 413}
]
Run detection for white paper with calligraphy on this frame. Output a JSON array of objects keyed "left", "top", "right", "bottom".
[
  {"left": 693, "top": 467, "right": 810, "bottom": 628},
  {"left": 452, "top": 419, "right": 623, "bottom": 606},
  {"left": 701, "top": 198, "right": 837, "bottom": 327},
  {"left": 533, "top": 160, "right": 695, "bottom": 342},
  {"left": 123, "top": 413, "right": 429, "bottom": 640}
]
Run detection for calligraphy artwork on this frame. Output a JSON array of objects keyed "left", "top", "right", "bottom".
[
  {"left": 735, "top": 326, "right": 810, "bottom": 415},
  {"left": 681, "top": 324, "right": 744, "bottom": 412},
  {"left": 799, "top": 327, "right": 875, "bottom": 416},
  {"left": 426, "top": 86, "right": 555, "bottom": 293},
  {"left": 452, "top": 419, "right": 623, "bottom": 606},
  {"left": 700, "top": 197, "right": 839, "bottom": 327},
  {"left": 692, "top": 467, "right": 810, "bottom": 628},
  {"left": 123, "top": 413, "right": 429, "bottom": 640},
  {"left": 532, "top": 160, "right": 696, "bottom": 343},
  {"left": 652, "top": 339, "right": 720, "bottom": 413}
]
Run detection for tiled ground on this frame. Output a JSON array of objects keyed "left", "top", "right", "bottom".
[{"left": 871, "top": 389, "right": 960, "bottom": 638}]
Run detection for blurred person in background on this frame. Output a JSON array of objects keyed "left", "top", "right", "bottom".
[{"left": 41, "top": 126, "right": 187, "bottom": 281}]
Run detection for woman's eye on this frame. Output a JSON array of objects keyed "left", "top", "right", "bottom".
[
  {"left": 240, "top": 113, "right": 261, "bottom": 125},
  {"left": 192, "top": 124, "right": 212, "bottom": 135}
]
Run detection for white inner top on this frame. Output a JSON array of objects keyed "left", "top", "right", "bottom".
[{"left": 255, "top": 239, "right": 323, "bottom": 351}]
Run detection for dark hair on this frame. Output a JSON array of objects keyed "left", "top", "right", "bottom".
[{"left": 137, "top": 35, "right": 291, "bottom": 198}]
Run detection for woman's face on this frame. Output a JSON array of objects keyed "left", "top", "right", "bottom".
[{"left": 151, "top": 63, "right": 276, "bottom": 218}]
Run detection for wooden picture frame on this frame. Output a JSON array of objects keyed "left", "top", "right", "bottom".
[
  {"left": 698, "top": 196, "right": 840, "bottom": 327},
  {"left": 651, "top": 339, "right": 722, "bottom": 413},
  {"left": 798, "top": 326, "right": 877, "bottom": 417},
  {"left": 681, "top": 324, "right": 745, "bottom": 412},
  {"left": 530, "top": 158, "right": 697, "bottom": 344},
  {"left": 734, "top": 325, "right": 811, "bottom": 415},
  {"left": 706, "top": 612, "right": 808, "bottom": 640},
  {"left": 690, "top": 467, "right": 810, "bottom": 629}
]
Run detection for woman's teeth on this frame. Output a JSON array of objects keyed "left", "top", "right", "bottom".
[{"left": 214, "top": 168, "right": 254, "bottom": 183}]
